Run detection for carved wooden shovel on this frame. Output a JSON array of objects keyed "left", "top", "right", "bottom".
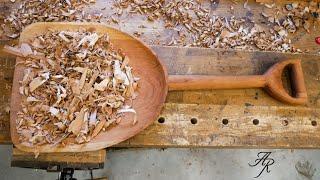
[
  {"left": 169, "top": 59, "right": 308, "bottom": 105},
  {"left": 7, "top": 22, "right": 307, "bottom": 153}
]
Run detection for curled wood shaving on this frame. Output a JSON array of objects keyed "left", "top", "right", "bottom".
[
  {"left": 118, "top": 107, "right": 137, "bottom": 125},
  {"left": 6, "top": 29, "right": 139, "bottom": 146},
  {"left": 29, "top": 76, "right": 47, "bottom": 92}
]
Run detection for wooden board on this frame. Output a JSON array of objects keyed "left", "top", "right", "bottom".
[
  {"left": 11, "top": 148, "right": 106, "bottom": 170},
  {"left": 112, "top": 46, "right": 320, "bottom": 148},
  {"left": 0, "top": 50, "right": 14, "bottom": 144}
]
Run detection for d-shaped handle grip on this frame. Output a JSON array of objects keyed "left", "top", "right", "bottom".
[{"left": 264, "top": 59, "right": 307, "bottom": 105}]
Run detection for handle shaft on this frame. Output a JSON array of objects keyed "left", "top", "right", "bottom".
[{"left": 168, "top": 75, "right": 267, "bottom": 91}]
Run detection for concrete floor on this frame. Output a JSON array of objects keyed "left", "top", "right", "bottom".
[{"left": 0, "top": 145, "right": 319, "bottom": 180}]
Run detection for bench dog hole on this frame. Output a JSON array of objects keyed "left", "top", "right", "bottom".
[
  {"left": 312, "top": 120, "right": 317, "bottom": 126},
  {"left": 253, "top": 119, "right": 259, "bottom": 125},
  {"left": 158, "top": 117, "right": 165, "bottom": 123},
  {"left": 191, "top": 118, "right": 198, "bottom": 124},
  {"left": 222, "top": 119, "right": 229, "bottom": 125}
]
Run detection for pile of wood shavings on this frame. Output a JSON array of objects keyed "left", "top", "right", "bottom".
[
  {"left": 1, "top": 0, "right": 100, "bottom": 39},
  {"left": 260, "top": 1, "right": 320, "bottom": 35},
  {"left": 2, "top": 0, "right": 319, "bottom": 53},
  {"left": 113, "top": 0, "right": 319, "bottom": 52},
  {"left": 5, "top": 29, "right": 139, "bottom": 146}
]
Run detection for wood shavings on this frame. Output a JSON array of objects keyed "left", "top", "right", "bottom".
[
  {"left": 264, "top": 3, "right": 275, "bottom": 9},
  {"left": 1, "top": 0, "right": 99, "bottom": 39},
  {"left": 29, "top": 76, "right": 48, "bottom": 92},
  {"left": 113, "top": 0, "right": 310, "bottom": 53},
  {"left": 261, "top": 1, "right": 319, "bottom": 36},
  {"left": 133, "top": 31, "right": 143, "bottom": 37},
  {"left": 243, "top": 0, "right": 250, "bottom": 11},
  {"left": 76, "top": 33, "right": 99, "bottom": 48},
  {"left": 111, "top": 17, "right": 119, "bottom": 24},
  {"left": 92, "top": 117, "right": 106, "bottom": 138},
  {"left": 2, "top": 45, "right": 42, "bottom": 59},
  {"left": 94, "top": 78, "right": 110, "bottom": 91},
  {"left": 68, "top": 108, "right": 86, "bottom": 136},
  {"left": 26, "top": 96, "right": 40, "bottom": 102},
  {"left": 118, "top": 107, "right": 137, "bottom": 125},
  {"left": 20, "top": 43, "right": 33, "bottom": 57},
  {"left": 5, "top": 29, "right": 139, "bottom": 147}
]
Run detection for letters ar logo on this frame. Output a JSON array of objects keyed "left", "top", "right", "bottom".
[{"left": 248, "top": 152, "right": 275, "bottom": 178}]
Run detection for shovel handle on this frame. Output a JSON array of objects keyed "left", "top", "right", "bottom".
[
  {"left": 168, "top": 59, "right": 307, "bottom": 105},
  {"left": 168, "top": 75, "right": 266, "bottom": 90},
  {"left": 264, "top": 59, "right": 307, "bottom": 105}
]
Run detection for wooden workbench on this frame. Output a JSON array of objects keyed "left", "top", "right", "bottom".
[{"left": 0, "top": 0, "right": 319, "bottom": 170}]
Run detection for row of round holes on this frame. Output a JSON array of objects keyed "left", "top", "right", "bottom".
[
  {"left": 158, "top": 117, "right": 198, "bottom": 124},
  {"left": 158, "top": 117, "right": 318, "bottom": 126},
  {"left": 222, "top": 119, "right": 261, "bottom": 125}
]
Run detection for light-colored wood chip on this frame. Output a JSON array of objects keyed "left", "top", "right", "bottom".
[
  {"left": 92, "top": 118, "right": 107, "bottom": 138},
  {"left": 68, "top": 108, "right": 87, "bottom": 136}
]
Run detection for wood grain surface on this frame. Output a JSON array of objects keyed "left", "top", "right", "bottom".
[{"left": 113, "top": 46, "right": 320, "bottom": 148}]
